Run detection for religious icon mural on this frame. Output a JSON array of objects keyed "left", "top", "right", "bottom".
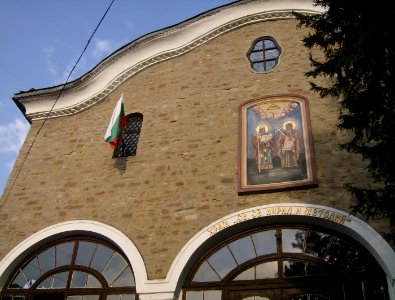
[{"left": 238, "top": 94, "right": 317, "bottom": 193}]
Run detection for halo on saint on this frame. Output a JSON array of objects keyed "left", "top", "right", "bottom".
[
  {"left": 256, "top": 124, "right": 269, "bottom": 133},
  {"left": 282, "top": 121, "right": 296, "bottom": 130}
]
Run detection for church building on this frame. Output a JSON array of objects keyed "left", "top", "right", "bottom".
[{"left": 1, "top": 1, "right": 394, "bottom": 300}]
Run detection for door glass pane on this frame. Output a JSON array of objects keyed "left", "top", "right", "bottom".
[
  {"left": 120, "top": 295, "right": 134, "bottom": 300},
  {"left": 83, "top": 296, "right": 99, "bottom": 300},
  {"left": 251, "top": 230, "right": 276, "bottom": 256},
  {"left": 111, "top": 266, "right": 135, "bottom": 287},
  {"left": 70, "top": 271, "right": 88, "bottom": 288},
  {"left": 204, "top": 291, "right": 221, "bottom": 300},
  {"left": 38, "top": 247, "right": 55, "bottom": 273},
  {"left": 192, "top": 261, "right": 220, "bottom": 282},
  {"left": 22, "top": 257, "right": 41, "bottom": 283},
  {"left": 228, "top": 236, "right": 256, "bottom": 264},
  {"left": 283, "top": 260, "right": 307, "bottom": 277},
  {"left": 186, "top": 291, "right": 202, "bottom": 300},
  {"left": 10, "top": 271, "right": 27, "bottom": 288},
  {"left": 282, "top": 229, "right": 304, "bottom": 253},
  {"left": 304, "top": 231, "right": 331, "bottom": 258},
  {"left": 256, "top": 261, "right": 278, "bottom": 279},
  {"left": 86, "top": 274, "right": 101, "bottom": 288},
  {"left": 207, "top": 246, "right": 237, "bottom": 279},
  {"left": 75, "top": 242, "right": 96, "bottom": 267},
  {"left": 233, "top": 267, "right": 255, "bottom": 280},
  {"left": 53, "top": 272, "right": 68, "bottom": 288},
  {"left": 90, "top": 245, "right": 114, "bottom": 273},
  {"left": 102, "top": 253, "right": 127, "bottom": 285},
  {"left": 284, "top": 260, "right": 328, "bottom": 277},
  {"left": 56, "top": 242, "right": 74, "bottom": 267},
  {"left": 38, "top": 276, "right": 53, "bottom": 289}
]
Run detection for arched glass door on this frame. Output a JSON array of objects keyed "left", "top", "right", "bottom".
[
  {"left": 0, "top": 237, "right": 137, "bottom": 300},
  {"left": 183, "top": 225, "right": 388, "bottom": 300}
]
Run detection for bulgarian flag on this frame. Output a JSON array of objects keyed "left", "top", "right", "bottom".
[{"left": 104, "top": 94, "right": 126, "bottom": 148}]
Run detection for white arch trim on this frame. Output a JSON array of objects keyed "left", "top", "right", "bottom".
[{"left": 0, "top": 220, "right": 148, "bottom": 290}]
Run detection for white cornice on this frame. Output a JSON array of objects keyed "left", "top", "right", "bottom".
[{"left": 13, "top": 0, "right": 324, "bottom": 121}]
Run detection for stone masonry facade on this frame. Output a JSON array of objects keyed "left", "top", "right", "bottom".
[{"left": 0, "top": 19, "right": 390, "bottom": 280}]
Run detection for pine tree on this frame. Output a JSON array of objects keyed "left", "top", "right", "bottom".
[{"left": 294, "top": 0, "right": 395, "bottom": 242}]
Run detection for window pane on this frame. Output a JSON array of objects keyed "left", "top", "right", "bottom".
[
  {"left": 264, "top": 49, "right": 280, "bottom": 60},
  {"left": 228, "top": 236, "right": 256, "bottom": 264},
  {"left": 120, "top": 295, "right": 134, "bottom": 300},
  {"left": 249, "top": 51, "right": 264, "bottom": 62},
  {"left": 56, "top": 242, "right": 74, "bottom": 267},
  {"left": 256, "top": 261, "right": 278, "bottom": 279},
  {"left": 282, "top": 229, "right": 304, "bottom": 253},
  {"left": 10, "top": 271, "right": 27, "bottom": 288},
  {"left": 264, "top": 60, "right": 276, "bottom": 71},
  {"left": 22, "top": 257, "right": 41, "bottom": 283},
  {"left": 252, "top": 62, "right": 264, "bottom": 72},
  {"left": 264, "top": 39, "right": 275, "bottom": 48},
  {"left": 106, "top": 296, "right": 119, "bottom": 300},
  {"left": 102, "top": 253, "right": 127, "bottom": 285},
  {"left": 207, "top": 246, "right": 237, "bottom": 279},
  {"left": 204, "top": 290, "right": 221, "bottom": 300},
  {"left": 111, "top": 267, "right": 135, "bottom": 287},
  {"left": 251, "top": 230, "right": 277, "bottom": 256},
  {"left": 70, "top": 271, "right": 88, "bottom": 288},
  {"left": 53, "top": 271, "right": 68, "bottom": 288},
  {"left": 90, "top": 245, "right": 114, "bottom": 273},
  {"left": 186, "top": 291, "right": 202, "bottom": 300},
  {"left": 75, "top": 242, "right": 96, "bottom": 267},
  {"left": 86, "top": 274, "right": 101, "bottom": 288},
  {"left": 38, "top": 247, "right": 55, "bottom": 273},
  {"left": 192, "top": 261, "right": 221, "bottom": 282},
  {"left": 253, "top": 41, "right": 264, "bottom": 50},
  {"left": 233, "top": 267, "right": 255, "bottom": 280}
]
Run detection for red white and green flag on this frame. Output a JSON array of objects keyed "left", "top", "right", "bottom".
[{"left": 104, "top": 94, "right": 126, "bottom": 148}]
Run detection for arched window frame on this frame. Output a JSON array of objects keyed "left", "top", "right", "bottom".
[
  {"left": 183, "top": 225, "right": 388, "bottom": 300},
  {"left": 246, "top": 36, "right": 282, "bottom": 73},
  {"left": 0, "top": 237, "right": 137, "bottom": 300}
]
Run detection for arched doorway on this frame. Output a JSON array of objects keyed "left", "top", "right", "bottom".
[
  {"left": 183, "top": 225, "right": 388, "bottom": 300},
  {"left": 0, "top": 237, "right": 137, "bottom": 300}
]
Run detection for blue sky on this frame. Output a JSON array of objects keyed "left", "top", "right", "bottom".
[{"left": 0, "top": 0, "right": 235, "bottom": 197}]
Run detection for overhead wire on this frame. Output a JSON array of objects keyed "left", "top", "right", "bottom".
[{"left": 0, "top": 0, "right": 116, "bottom": 211}]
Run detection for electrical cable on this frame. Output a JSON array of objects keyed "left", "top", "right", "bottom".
[{"left": 0, "top": 0, "right": 116, "bottom": 211}]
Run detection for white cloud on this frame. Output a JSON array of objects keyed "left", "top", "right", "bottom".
[
  {"left": 42, "top": 46, "right": 57, "bottom": 76},
  {"left": 91, "top": 38, "right": 116, "bottom": 58},
  {"left": 0, "top": 118, "right": 30, "bottom": 153}
]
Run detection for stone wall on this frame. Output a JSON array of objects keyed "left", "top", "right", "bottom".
[{"left": 0, "top": 19, "right": 387, "bottom": 279}]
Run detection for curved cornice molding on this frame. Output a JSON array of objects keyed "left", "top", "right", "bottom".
[{"left": 13, "top": 0, "right": 324, "bottom": 121}]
